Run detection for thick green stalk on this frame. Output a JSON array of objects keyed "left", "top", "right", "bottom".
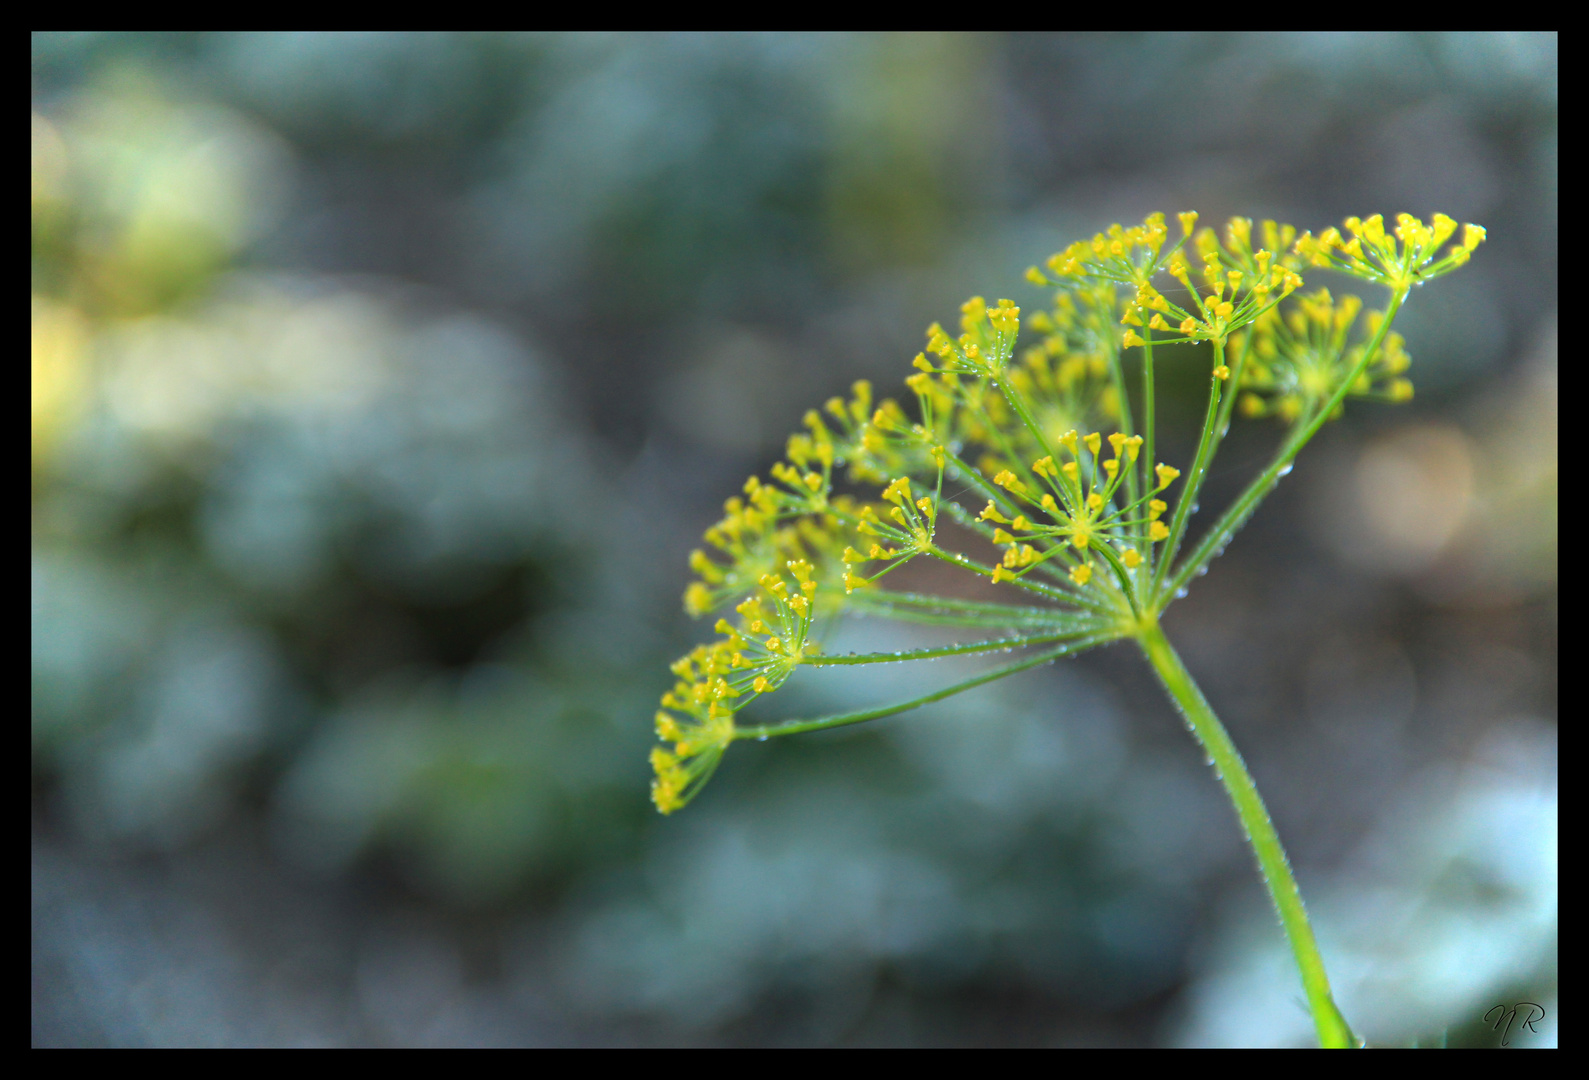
[
  {"left": 1156, "top": 287, "right": 1408, "bottom": 606},
  {"left": 1136, "top": 620, "right": 1357, "bottom": 1049}
]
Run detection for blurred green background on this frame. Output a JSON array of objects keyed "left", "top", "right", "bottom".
[{"left": 32, "top": 32, "right": 1556, "bottom": 1047}]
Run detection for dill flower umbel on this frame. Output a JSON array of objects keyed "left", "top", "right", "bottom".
[
  {"left": 1236, "top": 289, "right": 1413, "bottom": 423},
  {"left": 651, "top": 203, "right": 1486, "bottom": 1053},
  {"left": 653, "top": 207, "right": 1483, "bottom": 821},
  {"left": 1293, "top": 212, "right": 1485, "bottom": 291}
]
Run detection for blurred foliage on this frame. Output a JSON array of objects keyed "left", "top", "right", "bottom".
[{"left": 33, "top": 32, "right": 1554, "bottom": 1047}]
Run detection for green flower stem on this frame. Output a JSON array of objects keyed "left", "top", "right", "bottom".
[
  {"left": 994, "top": 374, "right": 1059, "bottom": 464},
  {"left": 1140, "top": 327, "right": 1157, "bottom": 552},
  {"left": 803, "top": 628, "right": 1105, "bottom": 667},
  {"left": 1151, "top": 338, "right": 1227, "bottom": 599},
  {"left": 735, "top": 634, "right": 1118, "bottom": 740},
  {"left": 942, "top": 447, "right": 1021, "bottom": 521},
  {"left": 924, "top": 545, "right": 1107, "bottom": 611},
  {"left": 846, "top": 590, "right": 1103, "bottom": 630},
  {"left": 1207, "top": 328, "right": 1255, "bottom": 467},
  {"left": 1090, "top": 541, "right": 1142, "bottom": 621},
  {"left": 1136, "top": 619, "right": 1357, "bottom": 1049},
  {"left": 1105, "top": 340, "right": 1142, "bottom": 516},
  {"left": 1156, "top": 287, "right": 1408, "bottom": 607}
]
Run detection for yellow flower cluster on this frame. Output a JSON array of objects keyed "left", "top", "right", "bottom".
[
  {"left": 1121, "top": 216, "right": 1304, "bottom": 348},
  {"left": 655, "top": 560, "right": 821, "bottom": 813},
  {"left": 840, "top": 473, "right": 941, "bottom": 592},
  {"left": 912, "top": 296, "right": 1023, "bottom": 378},
  {"left": 980, "top": 431, "right": 1175, "bottom": 587},
  {"left": 656, "top": 208, "right": 1476, "bottom": 815},
  {"left": 1017, "top": 286, "right": 1122, "bottom": 442},
  {"left": 1028, "top": 212, "right": 1172, "bottom": 288},
  {"left": 683, "top": 389, "right": 888, "bottom": 617},
  {"left": 1236, "top": 290, "right": 1413, "bottom": 423},
  {"left": 1293, "top": 212, "right": 1485, "bottom": 291}
]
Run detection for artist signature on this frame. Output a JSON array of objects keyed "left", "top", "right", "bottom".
[{"left": 1483, "top": 1002, "right": 1546, "bottom": 1047}]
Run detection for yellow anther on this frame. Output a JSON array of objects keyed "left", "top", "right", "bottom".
[
  {"left": 1011, "top": 515, "right": 1031, "bottom": 531},
  {"left": 992, "top": 529, "right": 1014, "bottom": 545},
  {"left": 1213, "top": 365, "right": 1230, "bottom": 380},
  {"left": 994, "top": 470, "right": 1027, "bottom": 495},
  {"left": 979, "top": 501, "right": 1010, "bottom": 524},
  {"left": 1121, "top": 549, "right": 1142, "bottom": 569},
  {"left": 1178, "top": 211, "right": 1198, "bottom": 236},
  {"left": 1149, "top": 521, "right": 1170, "bottom": 541},
  {"left": 1070, "top": 563, "right": 1092, "bottom": 585},
  {"left": 1123, "top": 330, "right": 1146, "bottom": 348},
  {"left": 683, "top": 582, "right": 713, "bottom": 616},
  {"left": 1086, "top": 492, "right": 1103, "bottom": 511},
  {"left": 1155, "top": 464, "right": 1181, "bottom": 490}
]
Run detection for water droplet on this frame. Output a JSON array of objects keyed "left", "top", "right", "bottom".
[
  {"left": 1195, "top": 566, "right": 1208, "bottom": 577},
  {"left": 1277, "top": 463, "right": 1294, "bottom": 477},
  {"left": 1190, "top": 502, "right": 1200, "bottom": 514},
  {"left": 1204, "top": 754, "right": 1215, "bottom": 767},
  {"left": 1175, "top": 587, "right": 1189, "bottom": 598},
  {"left": 757, "top": 735, "right": 769, "bottom": 741}
]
